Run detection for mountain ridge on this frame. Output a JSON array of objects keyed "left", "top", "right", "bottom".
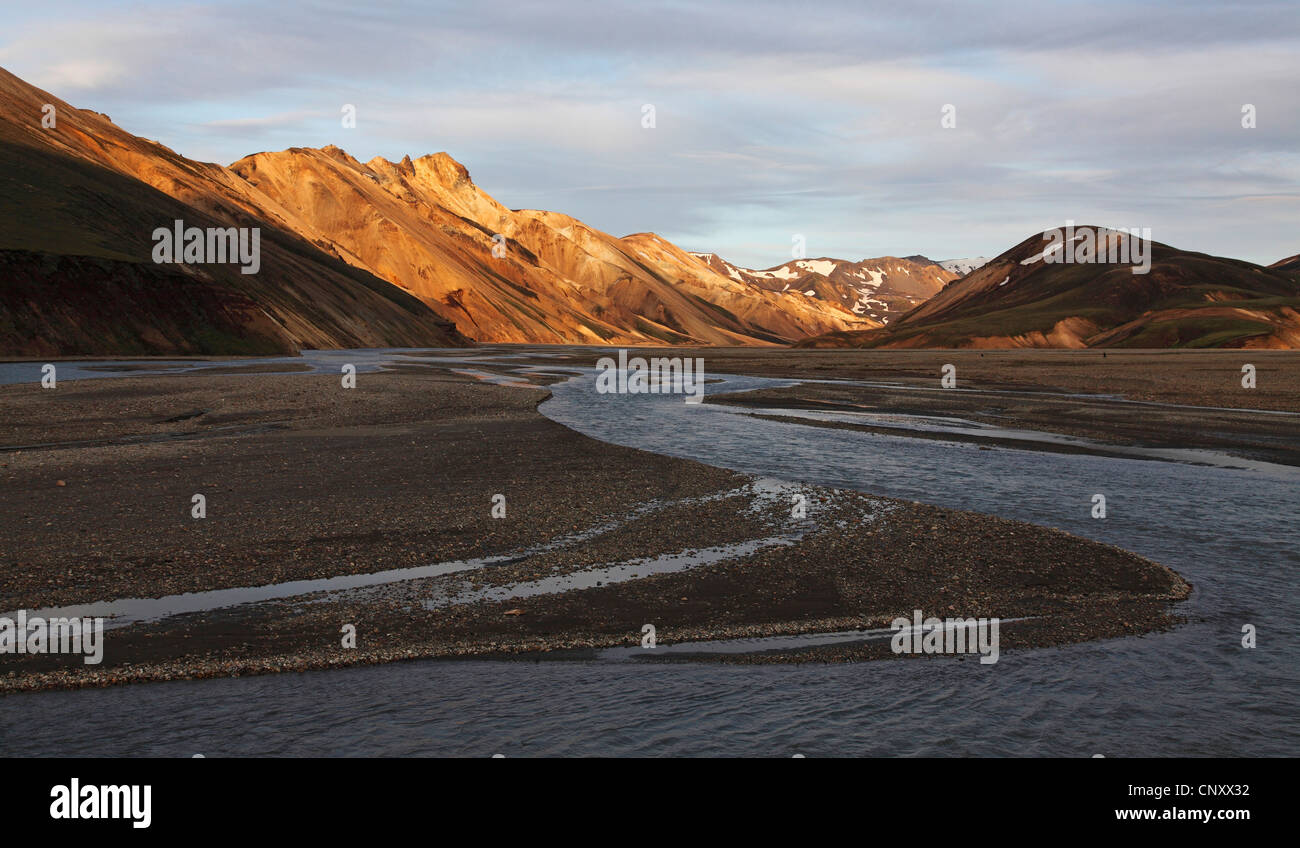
[
  {"left": 229, "top": 144, "right": 878, "bottom": 345},
  {"left": 0, "top": 65, "right": 878, "bottom": 353}
]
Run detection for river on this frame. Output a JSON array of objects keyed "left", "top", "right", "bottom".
[{"left": 0, "top": 348, "right": 1295, "bottom": 756}]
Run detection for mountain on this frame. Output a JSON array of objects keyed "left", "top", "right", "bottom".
[
  {"left": 619, "top": 235, "right": 875, "bottom": 341},
  {"left": 0, "top": 66, "right": 469, "bottom": 356},
  {"left": 229, "top": 147, "right": 875, "bottom": 345},
  {"left": 937, "top": 256, "right": 991, "bottom": 275},
  {"left": 689, "top": 253, "right": 955, "bottom": 324},
  {"left": 0, "top": 66, "right": 880, "bottom": 354},
  {"left": 1270, "top": 254, "right": 1300, "bottom": 275},
  {"left": 796, "top": 226, "right": 1300, "bottom": 349}
]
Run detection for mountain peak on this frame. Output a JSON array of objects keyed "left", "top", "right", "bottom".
[
  {"left": 362, "top": 151, "right": 473, "bottom": 188},
  {"left": 317, "top": 144, "right": 363, "bottom": 169},
  {"left": 412, "top": 151, "right": 472, "bottom": 187}
]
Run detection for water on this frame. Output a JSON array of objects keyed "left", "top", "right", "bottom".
[
  {"left": 0, "top": 347, "right": 546, "bottom": 386},
  {"left": 2, "top": 479, "right": 798, "bottom": 628},
  {"left": 1, "top": 350, "right": 1296, "bottom": 756}
]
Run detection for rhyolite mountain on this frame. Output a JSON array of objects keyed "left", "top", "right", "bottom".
[
  {"left": 797, "top": 226, "right": 1300, "bottom": 349},
  {"left": 228, "top": 146, "right": 876, "bottom": 346},
  {"left": 0, "top": 66, "right": 470, "bottom": 356},
  {"left": 689, "top": 253, "right": 955, "bottom": 325},
  {"left": 0, "top": 65, "right": 877, "bottom": 354}
]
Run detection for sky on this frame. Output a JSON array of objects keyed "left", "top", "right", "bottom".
[{"left": 1, "top": 0, "right": 1297, "bottom": 268}]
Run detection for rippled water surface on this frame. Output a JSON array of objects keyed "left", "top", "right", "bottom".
[{"left": 1, "top": 350, "right": 1296, "bottom": 756}]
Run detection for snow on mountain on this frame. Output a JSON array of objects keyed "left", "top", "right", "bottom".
[
  {"left": 938, "top": 256, "right": 992, "bottom": 275},
  {"left": 687, "top": 254, "right": 956, "bottom": 324}
]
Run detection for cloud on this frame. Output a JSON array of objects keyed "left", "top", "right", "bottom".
[
  {"left": 196, "top": 109, "right": 328, "bottom": 133},
  {"left": 0, "top": 0, "right": 1296, "bottom": 265}
]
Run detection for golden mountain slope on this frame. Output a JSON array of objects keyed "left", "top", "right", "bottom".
[
  {"left": 2, "top": 64, "right": 878, "bottom": 350},
  {"left": 0, "top": 65, "right": 469, "bottom": 354},
  {"left": 230, "top": 146, "right": 878, "bottom": 345}
]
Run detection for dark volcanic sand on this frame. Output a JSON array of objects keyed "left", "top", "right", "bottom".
[{"left": 0, "top": 363, "right": 1191, "bottom": 691}]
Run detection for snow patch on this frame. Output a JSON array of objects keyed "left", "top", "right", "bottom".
[{"left": 796, "top": 259, "right": 837, "bottom": 276}]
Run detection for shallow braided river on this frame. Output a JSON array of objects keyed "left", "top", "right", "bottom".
[{"left": 1, "top": 348, "right": 1296, "bottom": 756}]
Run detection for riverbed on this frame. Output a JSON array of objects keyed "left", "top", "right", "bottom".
[{"left": 0, "top": 348, "right": 1294, "bottom": 756}]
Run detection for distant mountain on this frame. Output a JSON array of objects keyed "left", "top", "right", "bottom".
[
  {"left": 689, "top": 254, "right": 955, "bottom": 325},
  {"left": 796, "top": 227, "right": 1300, "bottom": 349},
  {"left": 0, "top": 66, "right": 469, "bottom": 356},
  {"left": 937, "top": 256, "right": 992, "bottom": 276}
]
